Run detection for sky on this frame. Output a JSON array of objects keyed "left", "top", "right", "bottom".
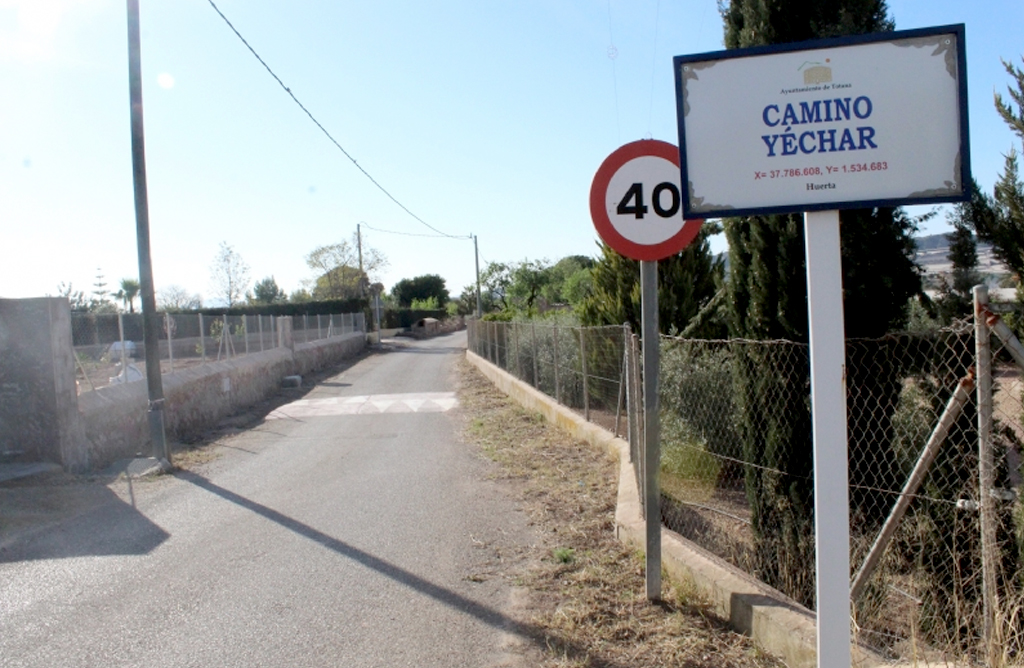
[{"left": 1, "top": 0, "right": 1021, "bottom": 306}]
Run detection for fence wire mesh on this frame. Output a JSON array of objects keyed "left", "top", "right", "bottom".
[
  {"left": 468, "top": 314, "right": 1024, "bottom": 665},
  {"left": 72, "top": 311, "right": 365, "bottom": 394}
]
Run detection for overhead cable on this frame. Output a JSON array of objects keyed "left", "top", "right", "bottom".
[
  {"left": 361, "top": 222, "right": 471, "bottom": 240},
  {"left": 205, "top": 0, "right": 464, "bottom": 239}
]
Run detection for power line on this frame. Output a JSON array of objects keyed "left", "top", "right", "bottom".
[
  {"left": 606, "top": 0, "right": 621, "bottom": 143},
  {"left": 361, "top": 221, "right": 471, "bottom": 240},
  {"left": 647, "top": 0, "right": 661, "bottom": 136},
  {"left": 205, "top": 0, "right": 464, "bottom": 239}
]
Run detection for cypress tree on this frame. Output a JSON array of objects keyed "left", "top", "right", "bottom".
[
  {"left": 936, "top": 184, "right": 985, "bottom": 323},
  {"left": 579, "top": 226, "right": 724, "bottom": 338},
  {"left": 721, "top": 0, "right": 922, "bottom": 607}
]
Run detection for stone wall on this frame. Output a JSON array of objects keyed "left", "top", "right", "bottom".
[{"left": 78, "top": 332, "right": 365, "bottom": 469}]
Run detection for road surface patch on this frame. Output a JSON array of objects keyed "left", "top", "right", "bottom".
[{"left": 265, "top": 392, "right": 458, "bottom": 420}]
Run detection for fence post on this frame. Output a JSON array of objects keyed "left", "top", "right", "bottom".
[
  {"left": 580, "top": 328, "right": 590, "bottom": 421},
  {"left": 164, "top": 313, "right": 174, "bottom": 372},
  {"left": 514, "top": 322, "right": 523, "bottom": 379},
  {"left": 499, "top": 322, "right": 506, "bottom": 370},
  {"left": 199, "top": 313, "right": 206, "bottom": 364},
  {"left": 243, "top": 315, "right": 249, "bottom": 355},
  {"left": 258, "top": 315, "right": 264, "bottom": 352},
  {"left": 615, "top": 324, "right": 627, "bottom": 438},
  {"left": 489, "top": 322, "right": 496, "bottom": 365},
  {"left": 631, "top": 333, "right": 643, "bottom": 474},
  {"left": 553, "top": 325, "right": 561, "bottom": 404},
  {"left": 225, "top": 314, "right": 234, "bottom": 358},
  {"left": 531, "top": 322, "right": 539, "bottom": 388},
  {"left": 974, "top": 285, "right": 999, "bottom": 663},
  {"left": 317, "top": 314, "right": 322, "bottom": 341},
  {"left": 118, "top": 313, "right": 128, "bottom": 381}
]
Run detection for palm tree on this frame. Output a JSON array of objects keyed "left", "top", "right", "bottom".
[{"left": 117, "top": 278, "right": 141, "bottom": 313}]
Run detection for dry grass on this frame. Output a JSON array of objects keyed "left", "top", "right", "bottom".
[{"left": 455, "top": 359, "right": 783, "bottom": 668}]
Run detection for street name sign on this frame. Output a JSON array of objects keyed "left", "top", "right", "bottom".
[
  {"left": 673, "top": 25, "right": 971, "bottom": 668},
  {"left": 674, "top": 24, "right": 970, "bottom": 218}
]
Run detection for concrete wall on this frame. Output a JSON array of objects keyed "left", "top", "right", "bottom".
[
  {"left": 79, "top": 331, "right": 365, "bottom": 469},
  {"left": 0, "top": 298, "right": 87, "bottom": 470}
]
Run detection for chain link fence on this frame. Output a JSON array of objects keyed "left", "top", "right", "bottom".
[
  {"left": 72, "top": 311, "right": 365, "bottom": 393},
  {"left": 468, "top": 307, "right": 1024, "bottom": 665}
]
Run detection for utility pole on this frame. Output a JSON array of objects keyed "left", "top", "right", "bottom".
[
  {"left": 357, "top": 223, "right": 366, "bottom": 298},
  {"left": 357, "top": 223, "right": 363, "bottom": 274},
  {"left": 474, "top": 234, "right": 482, "bottom": 317},
  {"left": 126, "top": 0, "right": 169, "bottom": 464}
]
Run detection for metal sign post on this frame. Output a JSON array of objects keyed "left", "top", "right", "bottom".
[
  {"left": 589, "top": 139, "right": 702, "bottom": 601},
  {"left": 640, "top": 259, "right": 661, "bottom": 600},
  {"left": 804, "top": 209, "right": 851, "bottom": 667}
]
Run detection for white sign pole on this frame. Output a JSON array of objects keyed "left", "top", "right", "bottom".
[{"left": 804, "top": 209, "right": 851, "bottom": 668}]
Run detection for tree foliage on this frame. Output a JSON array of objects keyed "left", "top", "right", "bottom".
[
  {"left": 455, "top": 284, "right": 492, "bottom": 316},
  {"left": 116, "top": 278, "right": 141, "bottom": 314},
  {"left": 90, "top": 269, "right": 116, "bottom": 313},
  {"left": 973, "top": 58, "right": 1024, "bottom": 278},
  {"left": 249, "top": 276, "right": 287, "bottom": 305},
  {"left": 305, "top": 234, "right": 387, "bottom": 301},
  {"left": 478, "top": 256, "right": 596, "bottom": 316},
  {"left": 936, "top": 182, "right": 988, "bottom": 322},
  {"left": 541, "top": 255, "right": 594, "bottom": 305},
  {"left": 578, "top": 225, "right": 724, "bottom": 337},
  {"left": 720, "top": 0, "right": 923, "bottom": 608},
  {"left": 391, "top": 274, "right": 449, "bottom": 307},
  {"left": 54, "top": 282, "right": 88, "bottom": 311},
  {"left": 157, "top": 285, "right": 203, "bottom": 312},
  {"left": 210, "top": 242, "right": 250, "bottom": 307}
]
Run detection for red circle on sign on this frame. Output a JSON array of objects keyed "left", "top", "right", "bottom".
[{"left": 589, "top": 140, "right": 703, "bottom": 261}]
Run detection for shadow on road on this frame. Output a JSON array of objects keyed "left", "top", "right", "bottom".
[
  {"left": 0, "top": 482, "right": 170, "bottom": 563},
  {"left": 175, "top": 469, "right": 625, "bottom": 668}
]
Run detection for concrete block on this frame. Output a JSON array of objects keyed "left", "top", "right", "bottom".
[{"left": 0, "top": 298, "right": 88, "bottom": 471}]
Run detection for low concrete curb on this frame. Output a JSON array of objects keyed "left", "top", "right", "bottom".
[{"left": 466, "top": 350, "right": 882, "bottom": 668}]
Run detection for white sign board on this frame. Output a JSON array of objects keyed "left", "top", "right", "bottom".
[{"left": 675, "top": 25, "right": 970, "bottom": 218}]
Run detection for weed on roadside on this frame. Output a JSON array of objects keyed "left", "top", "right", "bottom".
[{"left": 455, "top": 360, "right": 783, "bottom": 668}]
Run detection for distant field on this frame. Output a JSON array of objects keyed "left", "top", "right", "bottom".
[{"left": 914, "top": 233, "right": 1015, "bottom": 301}]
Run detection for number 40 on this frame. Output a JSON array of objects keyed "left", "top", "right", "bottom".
[{"left": 616, "top": 182, "right": 681, "bottom": 219}]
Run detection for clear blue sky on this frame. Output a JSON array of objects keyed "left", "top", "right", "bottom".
[{"left": 1, "top": 0, "right": 1021, "bottom": 305}]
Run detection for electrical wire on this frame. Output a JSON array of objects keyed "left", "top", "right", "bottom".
[
  {"left": 647, "top": 0, "right": 661, "bottom": 136},
  {"left": 205, "top": 0, "right": 464, "bottom": 239},
  {"left": 606, "top": 0, "right": 620, "bottom": 142},
  {"left": 361, "top": 221, "right": 471, "bottom": 240}
]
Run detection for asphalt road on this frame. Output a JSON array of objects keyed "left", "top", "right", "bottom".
[{"left": 0, "top": 331, "right": 540, "bottom": 667}]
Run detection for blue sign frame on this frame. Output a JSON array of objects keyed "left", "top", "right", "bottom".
[{"left": 674, "top": 24, "right": 971, "bottom": 219}]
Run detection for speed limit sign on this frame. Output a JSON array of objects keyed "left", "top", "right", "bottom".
[{"left": 589, "top": 140, "right": 702, "bottom": 261}]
